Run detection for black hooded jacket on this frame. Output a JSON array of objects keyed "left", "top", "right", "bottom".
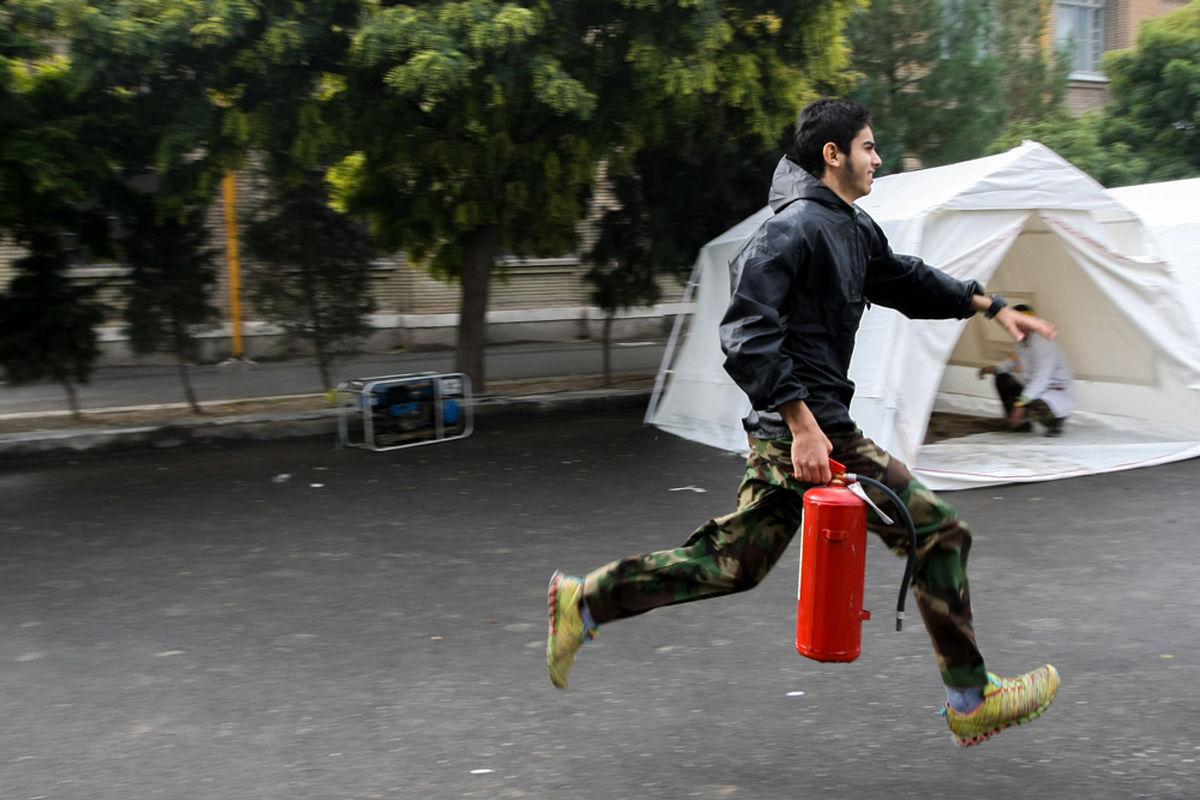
[{"left": 719, "top": 155, "right": 983, "bottom": 439}]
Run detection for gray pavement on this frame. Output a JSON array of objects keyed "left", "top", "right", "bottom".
[{"left": 2, "top": 408, "right": 1198, "bottom": 799}]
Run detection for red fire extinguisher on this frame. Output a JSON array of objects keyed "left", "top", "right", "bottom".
[{"left": 796, "top": 459, "right": 917, "bottom": 663}]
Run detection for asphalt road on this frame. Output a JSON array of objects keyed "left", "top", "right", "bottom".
[
  {"left": 0, "top": 340, "right": 667, "bottom": 415},
  {"left": 2, "top": 409, "right": 1198, "bottom": 800}
]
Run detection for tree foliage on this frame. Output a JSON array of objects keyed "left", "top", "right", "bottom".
[
  {"left": 849, "top": 0, "right": 1067, "bottom": 174},
  {"left": 849, "top": 0, "right": 1001, "bottom": 172},
  {"left": 992, "top": 2, "right": 1200, "bottom": 187},
  {"left": 0, "top": 11, "right": 128, "bottom": 254},
  {"left": 331, "top": 0, "right": 859, "bottom": 389},
  {"left": 584, "top": 135, "right": 784, "bottom": 382},
  {"left": 994, "top": 0, "right": 1069, "bottom": 124},
  {"left": 589, "top": 1, "right": 857, "bottom": 266},
  {"left": 0, "top": 3, "right": 123, "bottom": 414},
  {"left": 1, "top": 0, "right": 366, "bottom": 409},
  {"left": 2, "top": 0, "right": 1081, "bottom": 401},
  {"left": 330, "top": 1, "right": 600, "bottom": 388},
  {"left": 0, "top": 247, "right": 104, "bottom": 417},
  {"left": 120, "top": 198, "right": 222, "bottom": 412},
  {"left": 2, "top": 0, "right": 870, "bottom": 396},
  {"left": 989, "top": 111, "right": 1152, "bottom": 187},
  {"left": 44, "top": 0, "right": 363, "bottom": 204},
  {"left": 243, "top": 176, "right": 377, "bottom": 391},
  {"left": 1099, "top": 1, "right": 1200, "bottom": 181},
  {"left": 579, "top": 2, "right": 856, "bottom": 387}
]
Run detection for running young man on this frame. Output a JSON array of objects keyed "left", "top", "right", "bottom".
[{"left": 547, "top": 98, "right": 1060, "bottom": 747}]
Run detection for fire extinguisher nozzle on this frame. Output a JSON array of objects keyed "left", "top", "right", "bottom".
[{"left": 896, "top": 612, "right": 905, "bottom": 632}]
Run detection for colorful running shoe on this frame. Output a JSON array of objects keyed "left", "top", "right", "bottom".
[
  {"left": 942, "top": 664, "right": 1060, "bottom": 746},
  {"left": 546, "top": 571, "right": 595, "bottom": 689}
]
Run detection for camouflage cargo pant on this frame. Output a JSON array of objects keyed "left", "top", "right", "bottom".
[{"left": 582, "top": 426, "right": 987, "bottom": 688}]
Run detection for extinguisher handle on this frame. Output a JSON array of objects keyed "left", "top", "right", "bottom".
[{"left": 828, "top": 458, "right": 847, "bottom": 479}]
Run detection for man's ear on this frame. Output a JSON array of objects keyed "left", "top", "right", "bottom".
[{"left": 822, "top": 141, "right": 841, "bottom": 170}]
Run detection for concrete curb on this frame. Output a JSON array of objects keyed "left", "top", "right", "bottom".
[{"left": 0, "top": 387, "right": 653, "bottom": 457}]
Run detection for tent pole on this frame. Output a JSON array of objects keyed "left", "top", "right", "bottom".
[{"left": 644, "top": 258, "right": 703, "bottom": 424}]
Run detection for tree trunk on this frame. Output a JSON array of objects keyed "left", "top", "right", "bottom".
[
  {"left": 61, "top": 378, "right": 81, "bottom": 420},
  {"left": 314, "top": 343, "right": 333, "bottom": 394},
  {"left": 176, "top": 357, "right": 203, "bottom": 415},
  {"left": 456, "top": 226, "right": 500, "bottom": 391},
  {"left": 304, "top": 275, "right": 334, "bottom": 392},
  {"left": 602, "top": 312, "right": 614, "bottom": 387}
]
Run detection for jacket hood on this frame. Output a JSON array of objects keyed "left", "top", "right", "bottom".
[{"left": 768, "top": 155, "right": 847, "bottom": 212}]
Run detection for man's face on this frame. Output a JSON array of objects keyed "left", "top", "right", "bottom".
[{"left": 840, "top": 125, "right": 882, "bottom": 201}]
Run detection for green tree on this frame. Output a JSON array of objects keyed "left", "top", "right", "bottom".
[
  {"left": 181, "top": 0, "right": 365, "bottom": 184},
  {"left": 50, "top": 0, "right": 363, "bottom": 203},
  {"left": 849, "top": 0, "right": 1005, "bottom": 172},
  {"left": 0, "top": 5, "right": 133, "bottom": 410},
  {"left": 1, "top": 2, "right": 233, "bottom": 413},
  {"left": 120, "top": 197, "right": 222, "bottom": 413},
  {"left": 333, "top": 1, "right": 857, "bottom": 391},
  {"left": 848, "top": 0, "right": 1068, "bottom": 174},
  {"left": 243, "top": 176, "right": 377, "bottom": 391},
  {"left": 0, "top": 8, "right": 129, "bottom": 252},
  {"left": 989, "top": 111, "right": 1152, "bottom": 187},
  {"left": 0, "top": 1, "right": 54, "bottom": 234},
  {"left": 991, "top": 2, "right": 1199, "bottom": 188},
  {"left": 20, "top": 0, "right": 245, "bottom": 232},
  {"left": 0, "top": 246, "right": 104, "bottom": 418},
  {"left": 585, "top": 170, "right": 663, "bottom": 386},
  {"left": 995, "top": 0, "right": 1070, "bottom": 125},
  {"left": 37, "top": 0, "right": 366, "bottom": 380},
  {"left": 332, "top": 1, "right": 596, "bottom": 390},
  {"left": 1098, "top": 1, "right": 1200, "bottom": 181},
  {"left": 581, "top": 2, "right": 856, "bottom": 384},
  {"left": 585, "top": 136, "right": 784, "bottom": 383}
]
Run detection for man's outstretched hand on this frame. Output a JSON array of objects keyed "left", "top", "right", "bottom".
[{"left": 996, "top": 306, "right": 1056, "bottom": 342}]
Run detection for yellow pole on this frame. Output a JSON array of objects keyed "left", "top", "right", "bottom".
[{"left": 221, "top": 173, "right": 245, "bottom": 359}]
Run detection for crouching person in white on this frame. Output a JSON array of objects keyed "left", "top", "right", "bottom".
[{"left": 979, "top": 303, "right": 1075, "bottom": 437}]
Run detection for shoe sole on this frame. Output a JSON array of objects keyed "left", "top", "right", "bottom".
[
  {"left": 951, "top": 678, "right": 1060, "bottom": 747},
  {"left": 546, "top": 570, "right": 567, "bottom": 689}
]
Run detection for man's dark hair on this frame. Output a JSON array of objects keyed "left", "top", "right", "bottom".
[{"left": 791, "top": 98, "right": 873, "bottom": 178}]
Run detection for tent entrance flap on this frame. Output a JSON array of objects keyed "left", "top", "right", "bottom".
[
  {"left": 943, "top": 214, "right": 1156, "bottom": 391},
  {"left": 926, "top": 214, "right": 1200, "bottom": 488}
]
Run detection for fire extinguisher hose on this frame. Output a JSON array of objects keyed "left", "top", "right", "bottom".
[{"left": 846, "top": 475, "right": 918, "bottom": 632}]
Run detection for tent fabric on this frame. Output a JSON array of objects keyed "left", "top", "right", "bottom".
[
  {"left": 648, "top": 143, "right": 1200, "bottom": 490},
  {"left": 1108, "top": 178, "right": 1200, "bottom": 319}
]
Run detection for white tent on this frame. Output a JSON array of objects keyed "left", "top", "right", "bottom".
[
  {"left": 647, "top": 143, "right": 1200, "bottom": 490},
  {"left": 1108, "top": 178, "right": 1200, "bottom": 318}
]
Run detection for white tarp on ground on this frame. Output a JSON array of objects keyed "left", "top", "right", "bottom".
[{"left": 648, "top": 143, "right": 1200, "bottom": 490}]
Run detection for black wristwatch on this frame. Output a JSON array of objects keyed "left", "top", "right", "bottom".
[{"left": 984, "top": 294, "right": 1008, "bottom": 320}]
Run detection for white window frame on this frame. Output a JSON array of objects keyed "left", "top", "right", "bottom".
[{"left": 1056, "top": 0, "right": 1106, "bottom": 79}]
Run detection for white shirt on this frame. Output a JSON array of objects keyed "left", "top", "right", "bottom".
[{"left": 996, "top": 333, "right": 1075, "bottom": 418}]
